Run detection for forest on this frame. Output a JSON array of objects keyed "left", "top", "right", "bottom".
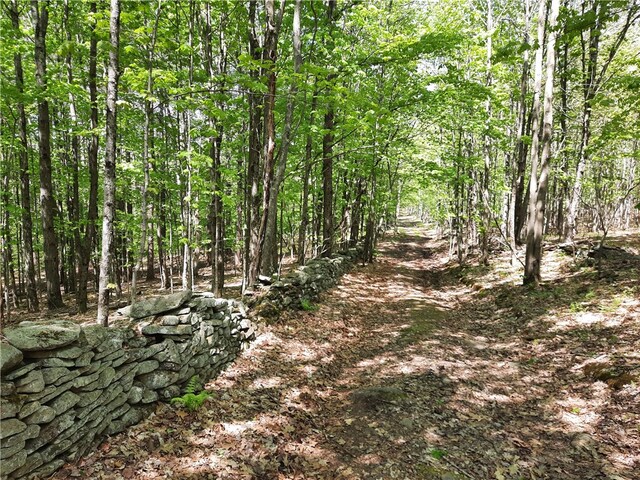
[
  {"left": 0, "top": 0, "right": 638, "bottom": 323},
  {"left": 1, "top": 0, "right": 640, "bottom": 479}
]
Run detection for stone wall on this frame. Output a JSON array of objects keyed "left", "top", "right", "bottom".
[
  {"left": 0, "top": 291, "right": 254, "bottom": 480},
  {"left": 250, "top": 246, "right": 362, "bottom": 320}
]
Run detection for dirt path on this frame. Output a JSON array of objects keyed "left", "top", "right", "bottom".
[{"left": 54, "top": 219, "right": 639, "bottom": 480}]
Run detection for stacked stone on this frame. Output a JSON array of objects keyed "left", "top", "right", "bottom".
[
  {"left": 0, "top": 290, "right": 253, "bottom": 480},
  {"left": 252, "top": 246, "right": 362, "bottom": 320}
]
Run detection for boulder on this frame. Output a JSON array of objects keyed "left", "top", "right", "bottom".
[
  {"left": 4, "top": 321, "right": 81, "bottom": 352},
  {"left": 129, "top": 290, "right": 192, "bottom": 319},
  {"left": 1, "top": 342, "right": 23, "bottom": 373}
]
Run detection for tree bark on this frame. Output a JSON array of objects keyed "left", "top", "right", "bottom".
[
  {"left": 32, "top": 0, "right": 64, "bottom": 309},
  {"left": 8, "top": 0, "right": 39, "bottom": 312},
  {"left": 262, "top": 0, "right": 301, "bottom": 275},
  {"left": 524, "top": 0, "right": 559, "bottom": 286},
  {"left": 97, "top": 0, "right": 121, "bottom": 325}
]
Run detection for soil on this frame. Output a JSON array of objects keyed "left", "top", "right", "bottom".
[{"left": 47, "top": 218, "right": 640, "bottom": 479}]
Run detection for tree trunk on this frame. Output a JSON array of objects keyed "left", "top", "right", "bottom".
[
  {"left": 262, "top": 0, "right": 301, "bottom": 275},
  {"left": 32, "top": 0, "right": 63, "bottom": 309},
  {"left": 97, "top": 0, "right": 121, "bottom": 325},
  {"left": 8, "top": 0, "right": 39, "bottom": 312},
  {"left": 524, "top": 0, "right": 559, "bottom": 286}
]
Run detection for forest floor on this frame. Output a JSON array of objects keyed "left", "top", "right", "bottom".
[{"left": 50, "top": 218, "right": 640, "bottom": 480}]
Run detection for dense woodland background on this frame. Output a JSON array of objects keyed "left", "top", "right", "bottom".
[{"left": 0, "top": 0, "right": 639, "bottom": 324}]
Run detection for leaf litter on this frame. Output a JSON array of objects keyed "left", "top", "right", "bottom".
[{"left": 51, "top": 220, "right": 639, "bottom": 479}]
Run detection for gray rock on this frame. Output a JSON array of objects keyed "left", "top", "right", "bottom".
[
  {"left": 159, "top": 385, "right": 180, "bottom": 400},
  {"left": 76, "top": 366, "right": 115, "bottom": 392},
  {"left": 0, "top": 423, "right": 39, "bottom": 449},
  {"left": 4, "top": 362, "right": 37, "bottom": 381},
  {"left": 24, "top": 405, "right": 56, "bottom": 424},
  {"left": 39, "top": 358, "right": 74, "bottom": 367},
  {"left": 141, "top": 389, "right": 159, "bottom": 404},
  {"left": 10, "top": 451, "right": 43, "bottom": 478},
  {"left": 28, "top": 458, "right": 65, "bottom": 480},
  {"left": 1, "top": 436, "right": 24, "bottom": 458},
  {"left": 138, "top": 370, "right": 179, "bottom": 390},
  {"left": 4, "top": 321, "right": 81, "bottom": 352},
  {"left": 1, "top": 342, "right": 23, "bottom": 374},
  {"left": 34, "top": 380, "right": 73, "bottom": 404},
  {"left": 76, "top": 389, "right": 102, "bottom": 408},
  {"left": 15, "top": 369, "right": 45, "bottom": 394},
  {"left": 48, "top": 391, "right": 80, "bottom": 415},
  {"left": 26, "top": 412, "right": 74, "bottom": 452},
  {"left": 141, "top": 324, "right": 193, "bottom": 336},
  {"left": 137, "top": 359, "right": 159, "bottom": 375},
  {"left": 160, "top": 315, "right": 180, "bottom": 326},
  {"left": 74, "top": 351, "right": 95, "bottom": 367},
  {"left": 25, "top": 345, "right": 85, "bottom": 359},
  {"left": 1, "top": 449, "right": 27, "bottom": 476},
  {"left": 130, "top": 290, "right": 192, "bottom": 319},
  {"left": 18, "top": 401, "right": 41, "bottom": 420},
  {"left": 127, "top": 386, "right": 144, "bottom": 404},
  {"left": 1, "top": 397, "right": 23, "bottom": 420},
  {"left": 1, "top": 418, "right": 27, "bottom": 440},
  {"left": 41, "top": 367, "right": 70, "bottom": 385}
]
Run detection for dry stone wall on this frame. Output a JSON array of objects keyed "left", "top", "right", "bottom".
[
  {"left": 0, "top": 291, "right": 254, "bottom": 480},
  {"left": 250, "top": 246, "right": 362, "bottom": 320}
]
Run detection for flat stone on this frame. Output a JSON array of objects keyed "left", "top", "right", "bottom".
[
  {"left": 138, "top": 370, "right": 179, "bottom": 390},
  {"left": 137, "top": 359, "right": 160, "bottom": 375},
  {"left": 48, "top": 391, "right": 80, "bottom": 416},
  {"left": 18, "top": 401, "right": 41, "bottom": 420},
  {"left": 141, "top": 324, "right": 193, "bottom": 336},
  {"left": 4, "top": 321, "right": 81, "bottom": 352},
  {"left": 11, "top": 451, "right": 43, "bottom": 478},
  {"left": 25, "top": 345, "right": 85, "bottom": 359},
  {"left": 15, "top": 369, "right": 45, "bottom": 394},
  {"left": 41, "top": 367, "right": 71, "bottom": 385},
  {"left": 28, "top": 458, "right": 65, "bottom": 479},
  {"left": 39, "top": 358, "right": 75, "bottom": 367},
  {"left": 1, "top": 396, "right": 24, "bottom": 420},
  {"left": 0, "top": 423, "right": 39, "bottom": 448},
  {"left": 130, "top": 290, "right": 192, "bottom": 319},
  {"left": 1, "top": 418, "right": 27, "bottom": 440},
  {"left": 74, "top": 351, "right": 95, "bottom": 367},
  {"left": 1, "top": 437, "right": 25, "bottom": 458},
  {"left": 1, "top": 342, "right": 24, "bottom": 373},
  {"left": 4, "top": 362, "right": 38, "bottom": 381},
  {"left": 26, "top": 413, "right": 74, "bottom": 453},
  {"left": 24, "top": 405, "right": 56, "bottom": 424},
  {"left": 76, "top": 366, "right": 116, "bottom": 392},
  {"left": 160, "top": 315, "right": 180, "bottom": 326},
  {"left": 1, "top": 449, "right": 27, "bottom": 476},
  {"left": 76, "top": 389, "right": 103, "bottom": 408}
]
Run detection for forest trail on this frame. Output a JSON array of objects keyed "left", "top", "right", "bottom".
[{"left": 52, "top": 218, "right": 639, "bottom": 480}]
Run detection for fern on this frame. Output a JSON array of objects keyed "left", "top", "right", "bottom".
[{"left": 171, "top": 376, "right": 212, "bottom": 412}]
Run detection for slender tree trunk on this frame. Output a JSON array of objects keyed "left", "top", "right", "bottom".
[
  {"left": 32, "top": 0, "right": 63, "bottom": 309},
  {"left": 97, "top": 0, "right": 121, "bottom": 325},
  {"left": 262, "top": 0, "right": 301, "bottom": 275},
  {"left": 244, "top": 0, "right": 262, "bottom": 291},
  {"left": 8, "top": 1, "right": 39, "bottom": 312},
  {"left": 524, "top": 0, "right": 559, "bottom": 286},
  {"left": 131, "top": 0, "right": 162, "bottom": 303},
  {"left": 77, "top": 0, "right": 100, "bottom": 313},
  {"left": 298, "top": 87, "right": 317, "bottom": 265},
  {"left": 480, "top": 0, "right": 493, "bottom": 266}
]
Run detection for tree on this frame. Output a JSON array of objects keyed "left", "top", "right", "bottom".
[
  {"left": 97, "top": 0, "right": 121, "bottom": 326},
  {"left": 32, "top": 0, "right": 63, "bottom": 309},
  {"left": 524, "top": 0, "right": 560, "bottom": 286}
]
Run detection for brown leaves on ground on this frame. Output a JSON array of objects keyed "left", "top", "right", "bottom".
[{"left": 52, "top": 220, "right": 639, "bottom": 479}]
